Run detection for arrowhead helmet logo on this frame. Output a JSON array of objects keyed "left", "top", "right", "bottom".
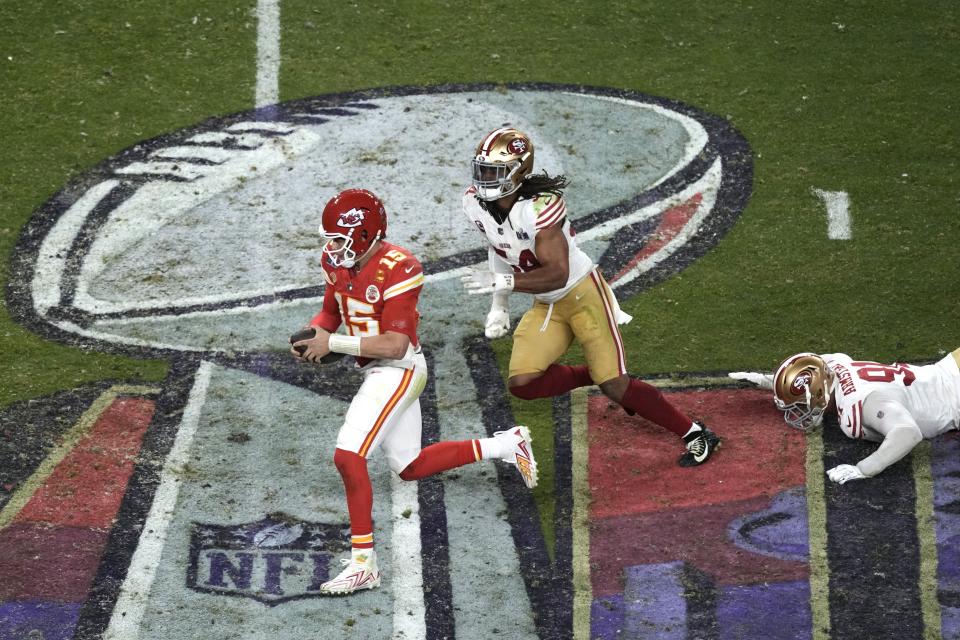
[{"left": 338, "top": 207, "right": 366, "bottom": 228}]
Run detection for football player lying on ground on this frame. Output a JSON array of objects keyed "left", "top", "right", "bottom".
[
  {"left": 292, "top": 189, "right": 538, "bottom": 596},
  {"left": 730, "top": 348, "right": 960, "bottom": 484},
  {"left": 461, "top": 126, "right": 720, "bottom": 466}
]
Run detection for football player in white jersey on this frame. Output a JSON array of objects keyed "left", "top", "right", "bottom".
[
  {"left": 460, "top": 127, "right": 721, "bottom": 466},
  {"left": 730, "top": 348, "right": 960, "bottom": 484}
]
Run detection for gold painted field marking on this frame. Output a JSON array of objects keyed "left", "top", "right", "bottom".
[
  {"left": 571, "top": 387, "right": 592, "bottom": 640},
  {"left": 805, "top": 428, "right": 831, "bottom": 640},
  {"left": 913, "top": 440, "right": 942, "bottom": 639}
]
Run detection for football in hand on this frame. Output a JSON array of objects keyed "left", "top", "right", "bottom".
[{"left": 289, "top": 327, "right": 346, "bottom": 364}]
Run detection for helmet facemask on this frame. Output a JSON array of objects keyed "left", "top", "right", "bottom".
[
  {"left": 321, "top": 232, "right": 358, "bottom": 269},
  {"left": 472, "top": 157, "right": 524, "bottom": 201},
  {"left": 320, "top": 228, "right": 380, "bottom": 269},
  {"left": 776, "top": 384, "right": 829, "bottom": 431}
]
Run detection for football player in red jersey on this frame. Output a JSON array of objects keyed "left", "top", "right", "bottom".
[
  {"left": 731, "top": 348, "right": 960, "bottom": 484},
  {"left": 292, "top": 188, "right": 537, "bottom": 596},
  {"left": 461, "top": 127, "right": 721, "bottom": 467}
]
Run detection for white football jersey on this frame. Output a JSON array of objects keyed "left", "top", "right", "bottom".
[
  {"left": 824, "top": 352, "right": 960, "bottom": 441},
  {"left": 462, "top": 187, "right": 594, "bottom": 303}
]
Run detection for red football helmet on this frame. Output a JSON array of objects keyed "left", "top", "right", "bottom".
[{"left": 319, "top": 189, "right": 387, "bottom": 268}]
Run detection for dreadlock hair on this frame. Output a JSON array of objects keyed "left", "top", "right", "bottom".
[
  {"left": 478, "top": 171, "right": 570, "bottom": 223},
  {"left": 516, "top": 171, "right": 569, "bottom": 200}
]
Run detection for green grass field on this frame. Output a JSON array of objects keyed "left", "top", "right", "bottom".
[
  {"left": 3, "top": 2, "right": 957, "bottom": 409},
  {"left": 1, "top": 2, "right": 958, "bottom": 637}
]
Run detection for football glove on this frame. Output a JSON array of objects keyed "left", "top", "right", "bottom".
[
  {"left": 485, "top": 304, "right": 511, "bottom": 339},
  {"left": 826, "top": 464, "right": 866, "bottom": 485},
  {"left": 728, "top": 371, "right": 775, "bottom": 390},
  {"left": 461, "top": 269, "right": 514, "bottom": 295}
]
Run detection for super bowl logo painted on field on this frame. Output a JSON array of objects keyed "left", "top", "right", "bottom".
[{"left": 7, "top": 84, "right": 753, "bottom": 639}]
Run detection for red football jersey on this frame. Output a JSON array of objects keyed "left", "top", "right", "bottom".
[{"left": 310, "top": 242, "right": 423, "bottom": 361}]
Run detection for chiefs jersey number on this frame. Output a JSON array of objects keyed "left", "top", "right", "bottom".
[
  {"left": 335, "top": 296, "right": 379, "bottom": 337},
  {"left": 333, "top": 248, "right": 411, "bottom": 337}
]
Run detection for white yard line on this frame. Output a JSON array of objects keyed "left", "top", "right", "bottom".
[
  {"left": 811, "top": 188, "right": 851, "bottom": 240},
  {"left": 255, "top": 0, "right": 280, "bottom": 108},
  {"left": 105, "top": 362, "right": 214, "bottom": 640},
  {"left": 390, "top": 473, "right": 427, "bottom": 640}
]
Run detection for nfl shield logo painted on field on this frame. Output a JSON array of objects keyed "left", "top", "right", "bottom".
[{"left": 187, "top": 513, "right": 350, "bottom": 605}]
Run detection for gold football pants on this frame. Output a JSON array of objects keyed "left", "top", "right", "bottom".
[{"left": 509, "top": 270, "right": 627, "bottom": 385}]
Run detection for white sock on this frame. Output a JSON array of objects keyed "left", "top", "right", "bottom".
[
  {"left": 478, "top": 437, "right": 504, "bottom": 460},
  {"left": 682, "top": 423, "right": 701, "bottom": 438},
  {"left": 352, "top": 547, "right": 374, "bottom": 564}
]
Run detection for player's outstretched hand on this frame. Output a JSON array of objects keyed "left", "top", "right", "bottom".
[
  {"left": 827, "top": 464, "right": 866, "bottom": 485},
  {"left": 728, "top": 371, "right": 775, "bottom": 390},
  {"left": 485, "top": 306, "right": 511, "bottom": 339},
  {"left": 461, "top": 269, "right": 514, "bottom": 295}
]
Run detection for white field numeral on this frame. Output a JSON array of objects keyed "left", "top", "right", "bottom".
[{"left": 811, "top": 188, "right": 851, "bottom": 240}]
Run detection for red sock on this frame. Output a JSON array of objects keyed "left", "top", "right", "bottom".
[
  {"left": 510, "top": 364, "right": 593, "bottom": 400},
  {"left": 620, "top": 379, "right": 691, "bottom": 436},
  {"left": 399, "top": 441, "right": 480, "bottom": 480},
  {"left": 333, "top": 448, "right": 374, "bottom": 549}
]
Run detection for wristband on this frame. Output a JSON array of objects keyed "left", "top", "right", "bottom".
[
  {"left": 328, "top": 333, "right": 362, "bottom": 356},
  {"left": 494, "top": 273, "right": 515, "bottom": 293}
]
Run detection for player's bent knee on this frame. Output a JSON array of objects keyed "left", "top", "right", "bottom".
[
  {"left": 398, "top": 453, "right": 428, "bottom": 481},
  {"left": 333, "top": 448, "right": 366, "bottom": 477},
  {"left": 508, "top": 372, "right": 547, "bottom": 400},
  {"left": 598, "top": 374, "right": 630, "bottom": 401},
  {"left": 398, "top": 464, "right": 418, "bottom": 481}
]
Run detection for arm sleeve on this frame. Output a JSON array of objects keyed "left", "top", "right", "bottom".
[
  {"left": 486, "top": 246, "right": 513, "bottom": 311},
  {"left": 309, "top": 285, "right": 342, "bottom": 333},
  {"left": 855, "top": 390, "right": 924, "bottom": 477},
  {"left": 380, "top": 289, "right": 420, "bottom": 343}
]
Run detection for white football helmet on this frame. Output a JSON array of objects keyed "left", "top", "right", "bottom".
[
  {"left": 471, "top": 127, "right": 534, "bottom": 201},
  {"left": 773, "top": 352, "right": 836, "bottom": 431}
]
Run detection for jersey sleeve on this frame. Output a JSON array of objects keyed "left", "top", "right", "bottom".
[
  {"left": 532, "top": 193, "right": 566, "bottom": 230},
  {"left": 855, "top": 390, "right": 924, "bottom": 477},
  {"left": 310, "top": 282, "right": 342, "bottom": 332},
  {"left": 380, "top": 255, "right": 424, "bottom": 341}
]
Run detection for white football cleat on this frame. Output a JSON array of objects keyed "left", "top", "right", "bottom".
[
  {"left": 319, "top": 550, "right": 382, "bottom": 595},
  {"left": 494, "top": 426, "right": 538, "bottom": 489}
]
